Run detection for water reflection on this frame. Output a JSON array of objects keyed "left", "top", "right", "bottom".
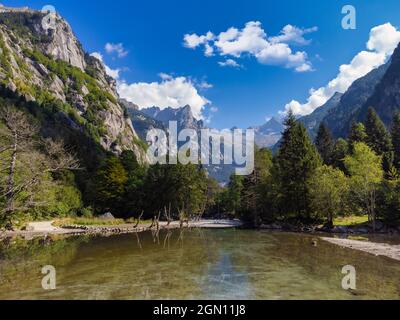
[{"left": 0, "top": 229, "right": 399, "bottom": 300}]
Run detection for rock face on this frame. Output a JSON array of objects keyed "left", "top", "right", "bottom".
[
  {"left": 300, "top": 59, "right": 391, "bottom": 139},
  {"left": 44, "top": 14, "right": 86, "bottom": 71},
  {"left": 356, "top": 43, "right": 400, "bottom": 127},
  {"left": 0, "top": 6, "right": 147, "bottom": 163},
  {"left": 299, "top": 92, "right": 343, "bottom": 138},
  {"left": 251, "top": 117, "right": 284, "bottom": 148},
  {"left": 141, "top": 105, "right": 204, "bottom": 131}
]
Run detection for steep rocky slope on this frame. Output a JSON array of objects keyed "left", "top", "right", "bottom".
[
  {"left": 320, "top": 63, "right": 389, "bottom": 138},
  {"left": 141, "top": 105, "right": 204, "bottom": 131},
  {"left": 356, "top": 43, "right": 400, "bottom": 126},
  {"left": 0, "top": 6, "right": 147, "bottom": 163},
  {"left": 251, "top": 117, "right": 284, "bottom": 148},
  {"left": 299, "top": 92, "right": 343, "bottom": 138}
]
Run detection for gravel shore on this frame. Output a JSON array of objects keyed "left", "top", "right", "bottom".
[
  {"left": 321, "top": 237, "right": 400, "bottom": 261},
  {"left": 0, "top": 219, "right": 243, "bottom": 240}
]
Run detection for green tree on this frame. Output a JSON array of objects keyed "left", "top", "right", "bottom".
[
  {"left": 120, "top": 150, "right": 147, "bottom": 218},
  {"left": 93, "top": 155, "right": 128, "bottom": 215},
  {"left": 275, "top": 111, "right": 322, "bottom": 217},
  {"left": 344, "top": 142, "right": 383, "bottom": 231},
  {"left": 348, "top": 122, "right": 367, "bottom": 148},
  {"left": 143, "top": 162, "right": 209, "bottom": 220},
  {"left": 308, "top": 165, "right": 349, "bottom": 228},
  {"left": 364, "top": 107, "right": 393, "bottom": 172},
  {"left": 331, "top": 138, "right": 349, "bottom": 172},
  {"left": 377, "top": 179, "right": 400, "bottom": 223},
  {"left": 223, "top": 174, "right": 244, "bottom": 216},
  {"left": 240, "top": 148, "right": 273, "bottom": 225},
  {"left": 315, "top": 123, "right": 334, "bottom": 165},
  {"left": 391, "top": 112, "right": 400, "bottom": 171}
]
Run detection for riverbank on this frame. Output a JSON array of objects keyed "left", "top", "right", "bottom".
[
  {"left": 0, "top": 219, "right": 243, "bottom": 240},
  {"left": 260, "top": 220, "right": 400, "bottom": 235},
  {"left": 321, "top": 237, "right": 400, "bottom": 261}
]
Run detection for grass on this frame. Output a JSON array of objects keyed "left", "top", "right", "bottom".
[
  {"left": 53, "top": 217, "right": 153, "bottom": 227},
  {"left": 347, "top": 236, "right": 369, "bottom": 242},
  {"left": 334, "top": 215, "right": 369, "bottom": 227}
]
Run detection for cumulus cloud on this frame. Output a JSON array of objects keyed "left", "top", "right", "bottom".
[
  {"left": 90, "top": 52, "right": 121, "bottom": 79},
  {"left": 183, "top": 21, "right": 317, "bottom": 72},
  {"left": 218, "top": 59, "right": 242, "bottom": 68},
  {"left": 269, "top": 25, "right": 318, "bottom": 45},
  {"left": 105, "top": 42, "right": 129, "bottom": 58},
  {"left": 117, "top": 75, "right": 211, "bottom": 119},
  {"left": 282, "top": 23, "right": 400, "bottom": 116}
]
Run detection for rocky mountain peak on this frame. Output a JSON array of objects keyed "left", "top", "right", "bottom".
[
  {"left": 0, "top": 5, "right": 86, "bottom": 70},
  {"left": 140, "top": 105, "right": 203, "bottom": 131},
  {"left": 0, "top": 6, "right": 147, "bottom": 163}
]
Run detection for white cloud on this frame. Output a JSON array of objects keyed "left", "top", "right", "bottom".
[
  {"left": 184, "top": 21, "right": 317, "bottom": 72},
  {"left": 198, "top": 80, "right": 213, "bottom": 89},
  {"left": 90, "top": 52, "right": 121, "bottom": 79},
  {"left": 269, "top": 25, "right": 318, "bottom": 46},
  {"left": 283, "top": 22, "right": 400, "bottom": 116},
  {"left": 183, "top": 31, "right": 215, "bottom": 48},
  {"left": 105, "top": 42, "right": 128, "bottom": 58},
  {"left": 117, "top": 75, "right": 210, "bottom": 119},
  {"left": 218, "top": 59, "right": 242, "bottom": 68}
]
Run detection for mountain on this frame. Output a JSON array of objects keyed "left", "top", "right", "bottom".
[
  {"left": 141, "top": 105, "right": 204, "bottom": 131},
  {"left": 299, "top": 92, "right": 343, "bottom": 138},
  {"left": 0, "top": 6, "right": 147, "bottom": 163},
  {"left": 356, "top": 43, "right": 400, "bottom": 127},
  {"left": 317, "top": 63, "right": 390, "bottom": 138},
  {"left": 252, "top": 117, "right": 284, "bottom": 148},
  {"left": 120, "top": 99, "right": 166, "bottom": 141}
]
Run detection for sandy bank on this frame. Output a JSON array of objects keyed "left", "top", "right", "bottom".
[
  {"left": 321, "top": 237, "right": 400, "bottom": 262},
  {"left": 0, "top": 219, "right": 243, "bottom": 240}
]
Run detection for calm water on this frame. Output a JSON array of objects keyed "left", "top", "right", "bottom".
[{"left": 0, "top": 229, "right": 399, "bottom": 300}]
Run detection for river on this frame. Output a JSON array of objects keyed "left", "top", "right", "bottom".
[{"left": 0, "top": 229, "right": 399, "bottom": 299}]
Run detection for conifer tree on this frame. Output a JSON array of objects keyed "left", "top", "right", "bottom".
[
  {"left": 391, "top": 112, "right": 400, "bottom": 171},
  {"left": 348, "top": 122, "right": 367, "bottom": 147},
  {"left": 93, "top": 155, "right": 128, "bottom": 215},
  {"left": 275, "top": 111, "right": 322, "bottom": 217},
  {"left": 364, "top": 107, "right": 393, "bottom": 172},
  {"left": 331, "top": 138, "right": 349, "bottom": 173},
  {"left": 315, "top": 123, "right": 334, "bottom": 165},
  {"left": 365, "top": 107, "right": 392, "bottom": 155}
]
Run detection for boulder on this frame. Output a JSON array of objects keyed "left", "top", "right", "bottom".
[{"left": 98, "top": 212, "right": 115, "bottom": 220}]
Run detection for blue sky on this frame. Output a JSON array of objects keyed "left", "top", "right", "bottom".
[{"left": 4, "top": 0, "right": 400, "bottom": 128}]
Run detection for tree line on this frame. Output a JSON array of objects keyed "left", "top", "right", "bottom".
[
  {"left": 2, "top": 101, "right": 400, "bottom": 230},
  {"left": 220, "top": 107, "right": 400, "bottom": 229}
]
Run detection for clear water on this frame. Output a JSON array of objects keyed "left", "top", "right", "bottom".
[{"left": 0, "top": 229, "right": 399, "bottom": 300}]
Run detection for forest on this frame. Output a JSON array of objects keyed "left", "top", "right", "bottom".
[{"left": 1, "top": 88, "right": 400, "bottom": 230}]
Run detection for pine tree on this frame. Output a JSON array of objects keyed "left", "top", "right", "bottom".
[
  {"left": 348, "top": 122, "right": 367, "bottom": 147},
  {"left": 93, "top": 155, "right": 128, "bottom": 215},
  {"left": 331, "top": 138, "right": 349, "bottom": 173},
  {"left": 364, "top": 107, "right": 393, "bottom": 172},
  {"left": 365, "top": 107, "right": 392, "bottom": 155},
  {"left": 315, "top": 123, "right": 334, "bottom": 165},
  {"left": 391, "top": 112, "right": 400, "bottom": 171},
  {"left": 275, "top": 111, "right": 322, "bottom": 217}
]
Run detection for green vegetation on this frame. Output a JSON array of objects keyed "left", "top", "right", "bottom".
[
  {"left": 334, "top": 216, "right": 369, "bottom": 227},
  {"left": 53, "top": 217, "right": 152, "bottom": 227},
  {"left": 223, "top": 108, "right": 400, "bottom": 228},
  {"left": 23, "top": 48, "right": 117, "bottom": 107}
]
